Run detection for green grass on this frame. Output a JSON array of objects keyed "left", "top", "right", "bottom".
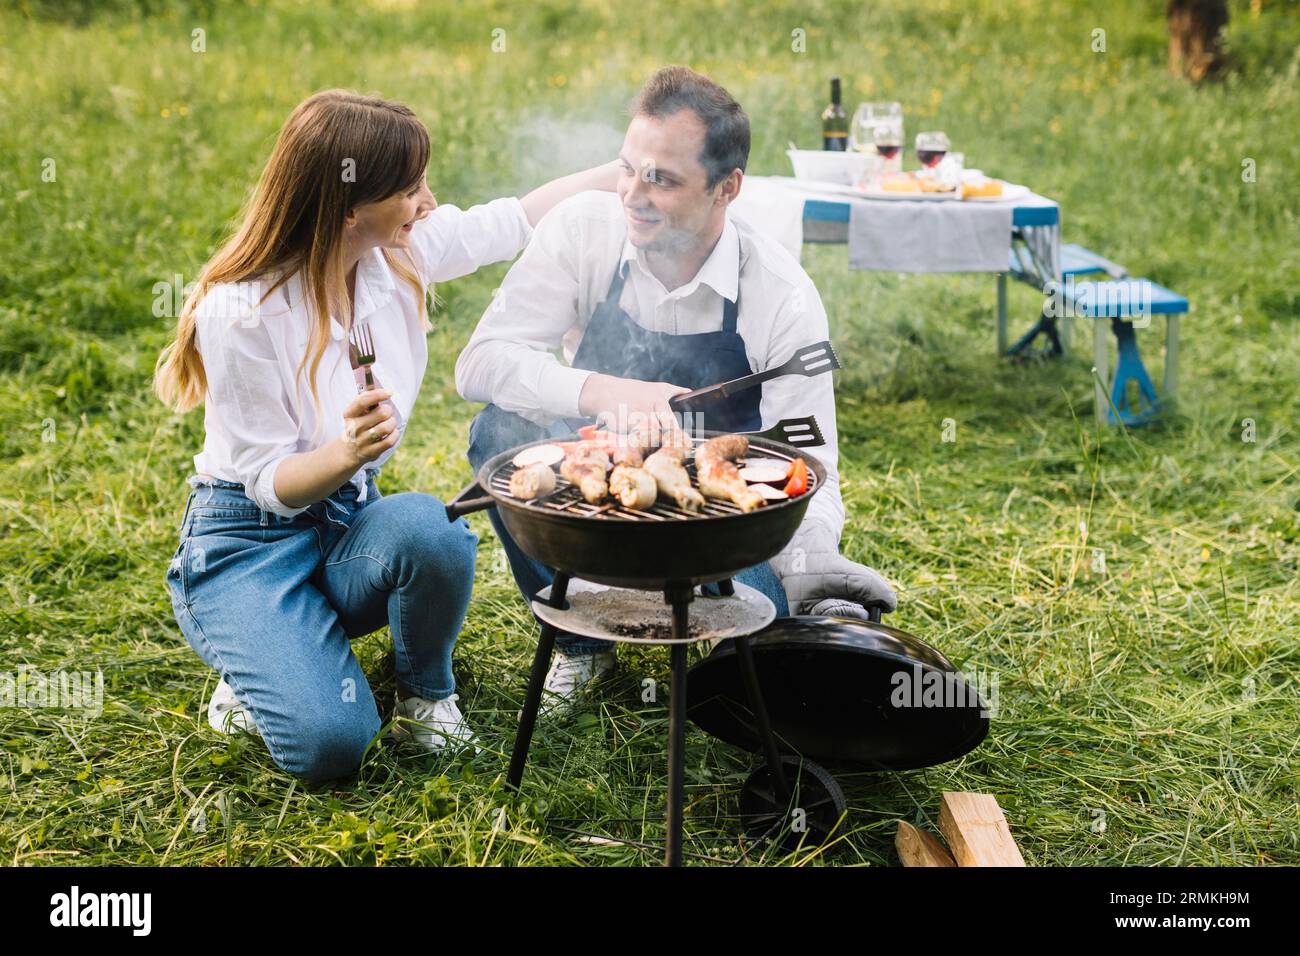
[{"left": 1, "top": 0, "right": 1297, "bottom": 866}]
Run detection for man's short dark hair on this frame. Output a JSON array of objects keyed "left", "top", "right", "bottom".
[{"left": 631, "top": 66, "right": 750, "bottom": 189}]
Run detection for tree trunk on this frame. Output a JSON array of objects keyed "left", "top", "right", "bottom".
[{"left": 1168, "top": 0, "right": 1229, "bottom": 82}]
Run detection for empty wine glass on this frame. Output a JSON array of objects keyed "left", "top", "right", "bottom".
[{"left": 915, "top": 130, "right": 950, "bottom": 169}]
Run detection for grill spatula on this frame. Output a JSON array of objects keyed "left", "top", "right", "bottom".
[
  {"left": 669, "top": 340, "right": 841, "bottom": 411},
  {"left": 740, "top": 416, "right": 825, "bottom": 448}
]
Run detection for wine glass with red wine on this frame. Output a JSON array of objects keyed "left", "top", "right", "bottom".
[
  {"left": 915, "top": 131, "right": 950, "bottom": 169},
  {"left": 872, "top": 125, "right": 903, "bottom": 161},
  {"left": 851, "top": 102, "right": 902, "bottom": 150}
]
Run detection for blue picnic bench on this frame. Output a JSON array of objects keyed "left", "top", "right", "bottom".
[{"left": 1015, "top": 243, "right": 1189, "bottom": 426}]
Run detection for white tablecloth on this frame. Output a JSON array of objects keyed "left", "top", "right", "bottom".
[
  {"left": 737, "top": 175, "right": 1060, "bottom": 282},
  {"left": 847, "top": 197, "right": 1013, "bottom": 272},
  {"left": 730, "top": 175, "right": 807, "bottom": 260}
]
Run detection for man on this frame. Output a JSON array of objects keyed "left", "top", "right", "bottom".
[{"left": 456, "top": 66, "right": 896, "bottom": 712}]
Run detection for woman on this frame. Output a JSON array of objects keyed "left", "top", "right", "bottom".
[{"left": 154, "top": 89, "right": 616, "bottom": 783}]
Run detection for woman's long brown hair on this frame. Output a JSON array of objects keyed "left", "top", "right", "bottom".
[{"left": 154, "top": 89, "right": 429, "bottom": 415}]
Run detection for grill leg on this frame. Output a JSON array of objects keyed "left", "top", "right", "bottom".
[
  {"left": 735, "top": 634, "right": 791, "bottom": 804},
  {"left": 507, "top": 570, "right": 571, "bottom": 791},
  {"left": 665, "top": 587, "right": 692, "bottom": 867}
]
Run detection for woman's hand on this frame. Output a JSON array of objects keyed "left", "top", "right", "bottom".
[
  {"left": 270, "top": 386, "right": 399, "bottom": 511},
  {"left": 339, "top": 388, "right": 399, "bottom": 468}
]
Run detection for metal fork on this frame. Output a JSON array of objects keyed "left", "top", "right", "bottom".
[{"left": 348, "top": 323, "right": 376, "bottom": 389}]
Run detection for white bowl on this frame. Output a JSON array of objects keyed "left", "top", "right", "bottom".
[{"left": 786, "top": 148, "right": 881, "bottom": 186}]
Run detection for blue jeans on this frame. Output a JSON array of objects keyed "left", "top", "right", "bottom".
[
  {"left": 165, "top": 472, "right": 478, "bottom": 783},
  {"left": 466, "top": 403, "right": 790, "bottom": 655}
]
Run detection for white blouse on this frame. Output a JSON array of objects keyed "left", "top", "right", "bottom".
[{"left": 192, "top": 196, "right": 533, "bottom": 517}]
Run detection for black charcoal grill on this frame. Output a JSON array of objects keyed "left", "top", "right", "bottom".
[
  {"left": 446, "top": 422, "right": 989, "bottom": 865},
  {"left": 451, "top": 424, "right": 824, "bottom": 588}
]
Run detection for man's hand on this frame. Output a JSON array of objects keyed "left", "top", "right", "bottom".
[
  {"left": 768, "top": 524, "right": 897, "bottom": 621},
  {"left": 578, "top": 372, "right": 690, "bottom": 433}
]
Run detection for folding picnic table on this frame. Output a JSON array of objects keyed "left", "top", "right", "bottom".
[
  {"left": 739, "top": 176, "right": 1184, "bottom": 425},
  {"left": 798, "top": 186, "right": 1065, "bottom": 340}
]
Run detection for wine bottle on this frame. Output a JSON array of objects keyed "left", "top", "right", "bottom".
[{"left": 822, "top": 77, "right": 847, "bottom": 151}]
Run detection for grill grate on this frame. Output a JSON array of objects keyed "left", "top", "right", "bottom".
[{"left": 490, "top": 442, "right": 816, "bottom": 522}]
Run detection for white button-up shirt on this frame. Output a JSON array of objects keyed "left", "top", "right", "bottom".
[
  {"left": 193, "top": 196, "right": 533, "bottom": 517},
  {"left": 455, "top": 190, "right": 844, "bottom": 543}
]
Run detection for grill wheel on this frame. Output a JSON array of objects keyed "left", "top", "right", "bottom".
[{"left": 738, "top": 755, "right": 847, "bottom": 852}]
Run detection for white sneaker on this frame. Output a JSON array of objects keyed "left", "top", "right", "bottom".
[
  {"left": 392, "top": 693, "right": 481, "bottom": 754},
  {"left": 536, "top": 648, "right": 617, "bottom": 717},
  {"left": 207, "top": 678, "right": 260, "bottom": 736}
]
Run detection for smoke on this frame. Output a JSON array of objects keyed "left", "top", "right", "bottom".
[
  {"left": 503, "top": 111, "right": 718, "bottom": 412},
  {"left": 509, "top": 112, "right": 625, "bottom": 192}
]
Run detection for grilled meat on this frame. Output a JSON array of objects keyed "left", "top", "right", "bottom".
[
  {"left": 695, "top": 435, "right": 765, "bottom": 512},
  {"left": 611, "top": 433, "right": 650, "bottom": 467},
  {"left": 508, "top": 461, "right": 557, "bottom": 500},
  {"left": 612, "top": 423, "right": 691, "bottom": 467},
  {"left": 568, "top": 441, "right": 611, "bottom": 468},
  {"left": 561, "top": 441, "right": 611, "bottom": 503},
  {"left": 643, "top": 447, "right": 705, "bottom": 512},
  {"left": 609, "top": 464, "right": 658, "bottom": 510},
  {"left": 656, "top": 428, "right": 694, "bottom": 457},
  {"left": 696, "top": 434, "right": 750, "bottom": 467},
  {"left": 611, "top": 446, "right": 644, "bottom": 467}
]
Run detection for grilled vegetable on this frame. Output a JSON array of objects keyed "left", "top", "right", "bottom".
[
  {"left": 511, "top": 443, "right": 565, "bottom": 469},
  {"left": 783, "top": 457, "right": 809, "bottom": 497},
  {"left": 738, "top": 459, "right": 790, "bottom": 484}
]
